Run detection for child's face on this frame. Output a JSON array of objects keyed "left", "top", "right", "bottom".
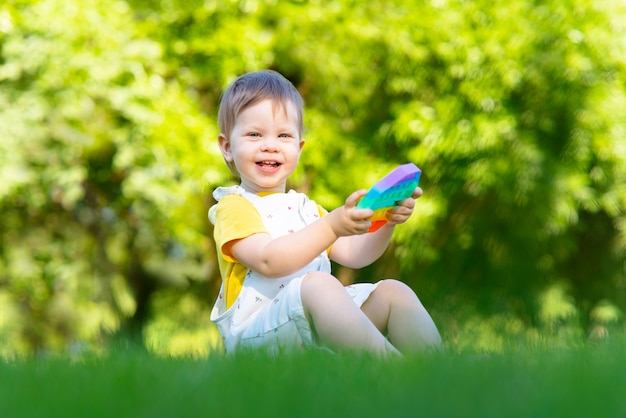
[{"left": 219, "top": 99, "right": 304, "bottom": 194}]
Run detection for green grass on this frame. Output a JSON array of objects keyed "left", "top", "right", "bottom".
[{"left": 1, "top": 341, "right": 625, "bottom": 418}]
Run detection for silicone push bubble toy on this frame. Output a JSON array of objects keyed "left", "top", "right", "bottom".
[{"left": 356, "top": 162, "right": 421, "bottom": 232}]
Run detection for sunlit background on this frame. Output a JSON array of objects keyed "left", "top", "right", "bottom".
[{"left": 1, "top": 0, "right": 625, "bottom": 358}]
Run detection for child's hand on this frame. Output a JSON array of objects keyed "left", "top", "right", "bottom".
[
  {"left": 326, "top": 190, "right": 375, "bottom": 237},
  {"left": 386, "top": 186, "right": 422, "bottom": 226}
]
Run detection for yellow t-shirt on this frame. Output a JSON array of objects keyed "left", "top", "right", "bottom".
[{"left": 212, "top": 194, "right": 267, "bottom": 309}]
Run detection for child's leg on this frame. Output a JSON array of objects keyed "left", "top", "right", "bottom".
[
  {"left": 360, "top": 279, "right": 442, "bottom": 354},
  {"left": 300, "top": 272, "right": 400, "bottom": 356}
]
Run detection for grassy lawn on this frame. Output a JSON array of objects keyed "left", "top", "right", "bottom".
[{"left": 1, "top": 340, "right": 625, "bottom": 418}]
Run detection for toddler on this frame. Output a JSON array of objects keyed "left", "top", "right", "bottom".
[{"left": 209, "top": 70, "right": 441, "bottom": 356}]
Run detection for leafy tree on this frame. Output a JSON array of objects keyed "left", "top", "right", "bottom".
[
  {"left": 0, "top": 0, "right": 225, "bottom": 355},
  {"left": 1, "top": 0, "right": 625, "bottom": 356},
  {"left": 135, "top": 0, "right": 626, "bottom": 348}
]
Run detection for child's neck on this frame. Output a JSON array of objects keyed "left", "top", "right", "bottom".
[{"left": 239, "top": 182, "right": 286, "bottom": 195}]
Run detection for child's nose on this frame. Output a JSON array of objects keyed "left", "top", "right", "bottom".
[{"left": 260, "top": 137, "right": 280, "bottom": 152}]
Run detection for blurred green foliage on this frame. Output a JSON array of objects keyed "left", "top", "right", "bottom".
[{"left": 1, "top": 0, "right": 625, "bottom": 357}]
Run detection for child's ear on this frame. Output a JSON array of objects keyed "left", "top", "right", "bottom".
[
  {"left": 218, "top": 133, "right": 238, "bottom": 176},
  {"left": 299, "top": 139, "right": 305, "bottom": 152},
  {"left": 218, "top": 133, "right": 233, "bottom": 162}
]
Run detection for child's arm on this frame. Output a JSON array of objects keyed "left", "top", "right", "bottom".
[
  {"left": 330, "top": 187, "right": 422, "bottom": 268},
  {"left": 228, "top": 190, "right": 374, "bottom": 278}
]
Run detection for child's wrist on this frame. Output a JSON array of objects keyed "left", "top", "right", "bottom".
[{"left": 322, "top": 214, "right": 340, "bottom": 239}]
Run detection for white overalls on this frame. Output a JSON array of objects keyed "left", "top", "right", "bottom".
[{"left": 210, "top": 186, "right": 378, "bottom": 354}]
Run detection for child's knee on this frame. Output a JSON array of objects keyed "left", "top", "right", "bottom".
[
  {"left": 300, "top": 272, "right": 344, "bottom": 304},
  {"left": 376, "top": 279, "right": 421, "bottom": 303},
  {"left": 301, "top": 271, "right": 340, "bottom": 292},
  {"left": 378, "top": 279, "right": 411, "bottom": 294}
]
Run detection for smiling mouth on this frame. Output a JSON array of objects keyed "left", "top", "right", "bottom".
[{"left": 257, "top": 161, "right": 281, "bottom": 168}]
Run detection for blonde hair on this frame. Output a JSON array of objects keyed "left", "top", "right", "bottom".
[{"left": 218, "top": 70, "right": 305, "bottom": 139}]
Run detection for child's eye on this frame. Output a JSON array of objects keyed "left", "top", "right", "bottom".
[{"left": 248, "top": 132, "right": 260, "bottom": 137}]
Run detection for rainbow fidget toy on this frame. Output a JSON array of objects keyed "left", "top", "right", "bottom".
[{"left": 356, "top": 163, "right": 422, "bottom": 232}]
